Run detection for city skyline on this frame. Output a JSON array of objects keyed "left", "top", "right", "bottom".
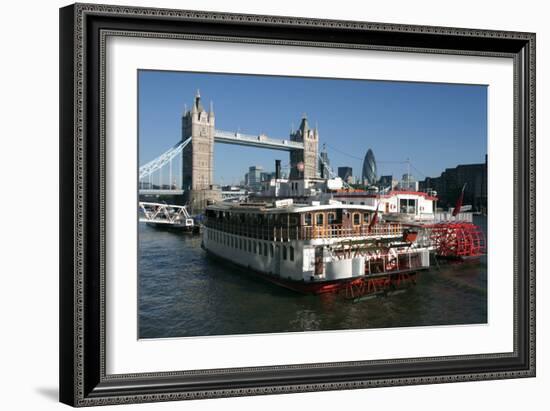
[{"left": 139, "top": 70, "right": 487, "bottom": 185}]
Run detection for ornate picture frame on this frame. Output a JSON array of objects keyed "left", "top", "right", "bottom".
[{"left": 59, "top": 3, "right": 535, "bottom": 406}]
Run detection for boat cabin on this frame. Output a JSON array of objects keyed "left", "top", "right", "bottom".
[{"left": 204, "top": 202, "right": 401, "bottom": 241}]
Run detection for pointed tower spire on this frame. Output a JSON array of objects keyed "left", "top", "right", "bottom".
[
  {"left": 193, "top": 89, "right": 204, "bottom": 112},
  {"left": 191, "top": 95, "right": 198, "bottom": 114},
  {"left": 299, "top": 113, "right": 309, "bottom": 135}
]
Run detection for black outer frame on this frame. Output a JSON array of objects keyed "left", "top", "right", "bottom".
[{"left": 59, "top": 3, "right": 536, "bottom": 407}]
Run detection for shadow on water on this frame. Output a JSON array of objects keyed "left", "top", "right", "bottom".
[{"left": 138, "top": 216, "right": 488, "bottom": 338}]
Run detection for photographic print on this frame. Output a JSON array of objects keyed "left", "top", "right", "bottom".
[{"left": 138, "top": 71, "right": 488, "bottom": 339}]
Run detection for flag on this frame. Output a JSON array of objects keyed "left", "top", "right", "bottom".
[
  {"left": 452, "top": 183, "right": 467, "bottom": 217},
  {"left": 369, "top": 201, "right": 380, "bottom": 232}
]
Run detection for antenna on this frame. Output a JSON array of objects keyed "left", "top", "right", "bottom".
[{"left": 406, "top": 157, "right": 411, "bottom": 187}]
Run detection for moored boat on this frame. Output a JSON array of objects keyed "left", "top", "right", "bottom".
[{"left": 202, "top": 197, "right": 431, "bottom": 294}]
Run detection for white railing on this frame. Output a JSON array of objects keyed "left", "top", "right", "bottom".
[
  {"left": 139, "top": 202, "right": 194, "bottom": 226},
  {"left": 433, "top": 211, "right": 474, "bottom": 223}
]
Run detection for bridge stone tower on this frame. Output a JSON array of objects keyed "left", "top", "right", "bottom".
[
  {"left": 289, "top": 115, "right": 319, "bottom": 179},
  {"left": 181, "top": 91, "right": 220, "bottom": 212}
]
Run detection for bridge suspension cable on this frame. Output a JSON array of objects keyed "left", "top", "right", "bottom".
[{"left": 139, "top": 137, "right": 192, "bottom": 181}]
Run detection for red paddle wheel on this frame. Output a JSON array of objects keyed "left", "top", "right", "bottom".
[{"left": 428, "top": 222, "right": 486, "bottom": 258}]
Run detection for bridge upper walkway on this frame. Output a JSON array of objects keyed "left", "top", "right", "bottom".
[{"left": 213, "top": 129, "right": 304, "bottom": 151}]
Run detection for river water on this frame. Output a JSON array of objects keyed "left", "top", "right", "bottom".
[{"left": 138, "top": 216, "right": 487, "bottom": 338}]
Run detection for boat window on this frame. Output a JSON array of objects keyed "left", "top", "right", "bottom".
[
  {"left": 283, "top": 246, "right": 287, "bottom": 260},
  {"left": 248, "top": 239, "right": 252, "bottom": 252},
  {"left": 316, "top": 213, "right": 324, "bottom": 226},
  {"left": 364, "top": 213, "right": 370, "bottom": 224},
  {"left": 264, "top": 243, "right": 268, "bottom": 257},
  {"left": 399, "top": 198, "right": 417, "bottom": 214},
  {"left": 328, "top": 212, "right": 336, "bottom": 224},
  {"left": 290, "top": 246, "right": 295, "bottom": 261},
  {"left": 304, "top": 213, "right": 312, "bottom": 226},
  {"left": 353, "top": 213, "right": 361, "bottom": 225},
  {"left": 270, "top": 244, "right": 274, "bottom": 257}
]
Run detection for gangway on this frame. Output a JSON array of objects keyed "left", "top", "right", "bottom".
[{"left": 139, "top": 202, "right": 197, "bottom": 231}]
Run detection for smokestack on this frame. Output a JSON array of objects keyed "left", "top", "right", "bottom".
[{"left": 275, "top": 160, "right": 281, "bottom": 180}]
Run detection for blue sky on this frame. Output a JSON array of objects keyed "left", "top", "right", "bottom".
[{"left": 138, "top": 70, "right": 487, "bottom": 185}]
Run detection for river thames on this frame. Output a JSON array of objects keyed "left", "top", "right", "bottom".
[{"left": 138, "top": 216, "right": 487, "bottom": 338}]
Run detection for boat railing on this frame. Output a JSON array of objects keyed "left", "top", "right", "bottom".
[
  {"left": 204, "top": 220, "right": 403, "bottom": 242},
  {"left": 363, "top": 249, "right": 428, "bottom": 275},
  {"left": 300, "top": 223, "right": 403, "bottom": 240}
]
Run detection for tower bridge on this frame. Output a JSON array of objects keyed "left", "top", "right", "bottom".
[{"left": 139, "top": 91, "right": 319, "bottom": 212}]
